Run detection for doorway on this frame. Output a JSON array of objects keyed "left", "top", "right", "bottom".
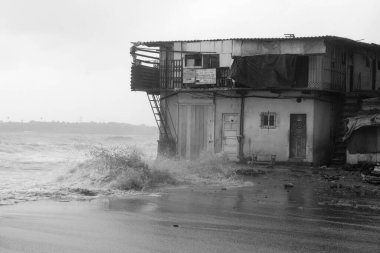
[
  {"left": 289, "top": 114, "right": 306, "bottom": 159},
  {"left": 178, "top": 104, "right": 214, "bottom": 159},
  {"left": 222, "top": 113, "right": 240, "bottom": 159}
]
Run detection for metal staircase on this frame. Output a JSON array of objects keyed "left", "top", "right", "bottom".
[{"left": 147, "top": 93, "right": 172, "bottom": 140}]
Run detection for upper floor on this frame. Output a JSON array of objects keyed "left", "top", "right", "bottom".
[{"left": 130, "top": 36, "right": 380, "bottom": 93}]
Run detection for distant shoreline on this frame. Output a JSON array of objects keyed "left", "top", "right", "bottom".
[{"left": 0, "top": 121, "right": 158, "bottom": 135}]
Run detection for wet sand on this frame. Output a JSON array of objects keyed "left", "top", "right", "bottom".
[{"left": 1, "top": 176, "right": 380, "bottom": 253}]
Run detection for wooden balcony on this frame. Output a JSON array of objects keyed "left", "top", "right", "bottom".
[
  {"left": 159, "top": 60, "right": 232, "bottom": 89},
  {"left": 131, "top": 64, "right": 159, "bottom": 91}
]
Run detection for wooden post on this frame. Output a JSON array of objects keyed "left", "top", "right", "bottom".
[{"left": 238, "top": 92, "right": 246, "bottom": 161}]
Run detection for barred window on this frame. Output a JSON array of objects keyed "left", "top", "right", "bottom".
[{"left": 260, "top": 112, "right": 277, "bottom": 129}]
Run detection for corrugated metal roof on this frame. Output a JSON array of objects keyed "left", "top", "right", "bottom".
[{"left": 133, "top": 36, "right": 380, "bottom": 49}]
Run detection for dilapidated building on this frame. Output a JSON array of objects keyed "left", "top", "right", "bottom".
[{"left": 130, "top": 36, "right": 380, "bottom": 165}]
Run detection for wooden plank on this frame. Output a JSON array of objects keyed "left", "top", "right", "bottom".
[
  {"left": 203, "top": 106, "right": 208, "bottom": 150},
  {"left": 186, "top": 105, "right": 191, "bottom": 159},
  {"left": 194, "top": 105, "right": 202, "bottom": 158},
  {"left": 179, "top": 105, "right": 187, "bottom": 158},
  {"left": 208, "top": 105, "right": 215, "bottom": 152},
  {"left": 189, "top": 105, "right": 196, "bottom": 159}
]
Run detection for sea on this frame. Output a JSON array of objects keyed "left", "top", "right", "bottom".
[{"left": 0, "top": 132, "right": 158, "bottom": 205}]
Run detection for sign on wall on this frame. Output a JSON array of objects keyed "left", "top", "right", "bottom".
[
  {"left": 195, "top": 69, "right": 216, "bottom": 84},
  {"left": 183, "top": 68, "right": 216, "bottom": 85},
  {"left": 183, "top": 69, "right": 196, "bottom": 84}
]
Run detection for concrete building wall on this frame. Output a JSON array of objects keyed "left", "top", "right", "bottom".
[
  {"left": 242, "top": 96, "right": 314, "bottom": 162},
  {"left": 162, "top": 91, "right": 337, "bottom": 164},
  {"left": 347, "top": 153, "right": 380, "bottom": 164}
]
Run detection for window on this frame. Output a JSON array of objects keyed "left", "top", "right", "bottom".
[
  {"left": 203, "top": 54, "right": 219, "bottom": 68},
  {"left": 184, "top": 54, "right": 219, "bottom": 68},
  {"left": 185, "top": 54, "right": 202, "bottom": 67},
  {"left": 260, "top": 112, "right": 277, "bottom": 129}
]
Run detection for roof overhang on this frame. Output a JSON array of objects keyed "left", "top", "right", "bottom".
[{"left": 132, "top": 36, "right": 380, "bottom": 55}]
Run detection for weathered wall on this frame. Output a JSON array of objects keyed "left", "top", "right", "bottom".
[
  {"left": 313, "top": 99, "right": 334, "bottom": 165},
  {"left": 214, "top": 91, "right": 315, "bottom": 162},
  {"left": 353, "top": 52, "right": 371, "bottom": 90},
  {"left": 347, "top": 152, "right": 380, "bottom": 164},
  {"left": 162, "top": 91, "right": 339, "bottom": 164},
  {"left": 242, "top": 94, "right": 314, "bottom": 162}
]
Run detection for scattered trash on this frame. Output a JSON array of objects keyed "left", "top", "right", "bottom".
[
  {"left": 321, "top": 174, "right": 340, "bottom": 181},
  {"left": 236, "top": 168, "right": 266, "bottom": 177},
  {"left": 341, "top": 164, "right": 357, "bottom": 171},
  {"left": 373, "top": 166, "right": 380, "bottom": 175},
  {"left": 283, "top": 183, "right": 294, "bottom": 188},
  {"left": 361, "top": 173, "right": 380, "bottom": 184},
  {"left": 69, "top": 188, "right": 97, "bottom": 196},
  {"left": 360, "top": 163, "right": 380, "bottom": 184},
  {"left": 329, "top": 182, "right": 343, "bottom": 189}
]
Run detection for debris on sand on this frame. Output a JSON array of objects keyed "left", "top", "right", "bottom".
[
  {"left": 359, "top": 163, "right": 380, "bottom": 185},
  {"left": 283, "top": 182, "right": 294, "bottom": 188},
  {"left": 321, "top": 174, "right": 340, "bottom": 181},
  {"left": 235, "top": 168, "right": 266, "bottom": 177},
  {"left": 70, "top": 188, "right": 98, "bottom": 196}
]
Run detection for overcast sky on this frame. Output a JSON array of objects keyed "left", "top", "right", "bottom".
[{"left": 0, "top": 0, "right": 379, "bottom": 126}]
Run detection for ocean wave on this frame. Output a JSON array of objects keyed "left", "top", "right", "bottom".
[
  {"left": 0, "top": 146, "right": 246, "bottom": 206},
  {"left": 105, "top": 135, "right": 134, "bottom": 141},
  {"left": 58, "top": 146, "right": 177, "bottom": 191}
]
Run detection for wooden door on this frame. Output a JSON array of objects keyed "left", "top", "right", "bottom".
[
  {"left": 289, "top": 114, "right": 306, "bottom": 159},
  {"left": 222, "top": 113, "right": 239, "bottom": 159},
  {"left": 178, "top": 104, "right": 214, "bottom": 159}
]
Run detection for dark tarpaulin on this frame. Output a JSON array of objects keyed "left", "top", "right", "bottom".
[
  {"left": 347, "top": 126, "right": 380, "bottom": 154},
  {"left": 230, "top": 55, "right": 297, "bottom": 88}
]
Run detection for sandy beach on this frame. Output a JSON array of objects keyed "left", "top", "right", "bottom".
[
  {"left": 1, "top": 169, "right": 380, "bottom": 253},
  {"left": 1, "top": 133, "right": 379, "bottom": 252}
]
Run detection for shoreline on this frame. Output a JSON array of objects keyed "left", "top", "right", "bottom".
[{"left": 1, "top": 180, "right": 380, "bottom": 253}]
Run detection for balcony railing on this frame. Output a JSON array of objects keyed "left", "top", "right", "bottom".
[
  {"left": 131, "top": 63, "right": 159, "bottom": 91},
  {"left": 159, "top": 60, "right": 232, "bottom": 89},
  {"left": 160, "top": 60, "right": 182, "bottom": 89}
]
